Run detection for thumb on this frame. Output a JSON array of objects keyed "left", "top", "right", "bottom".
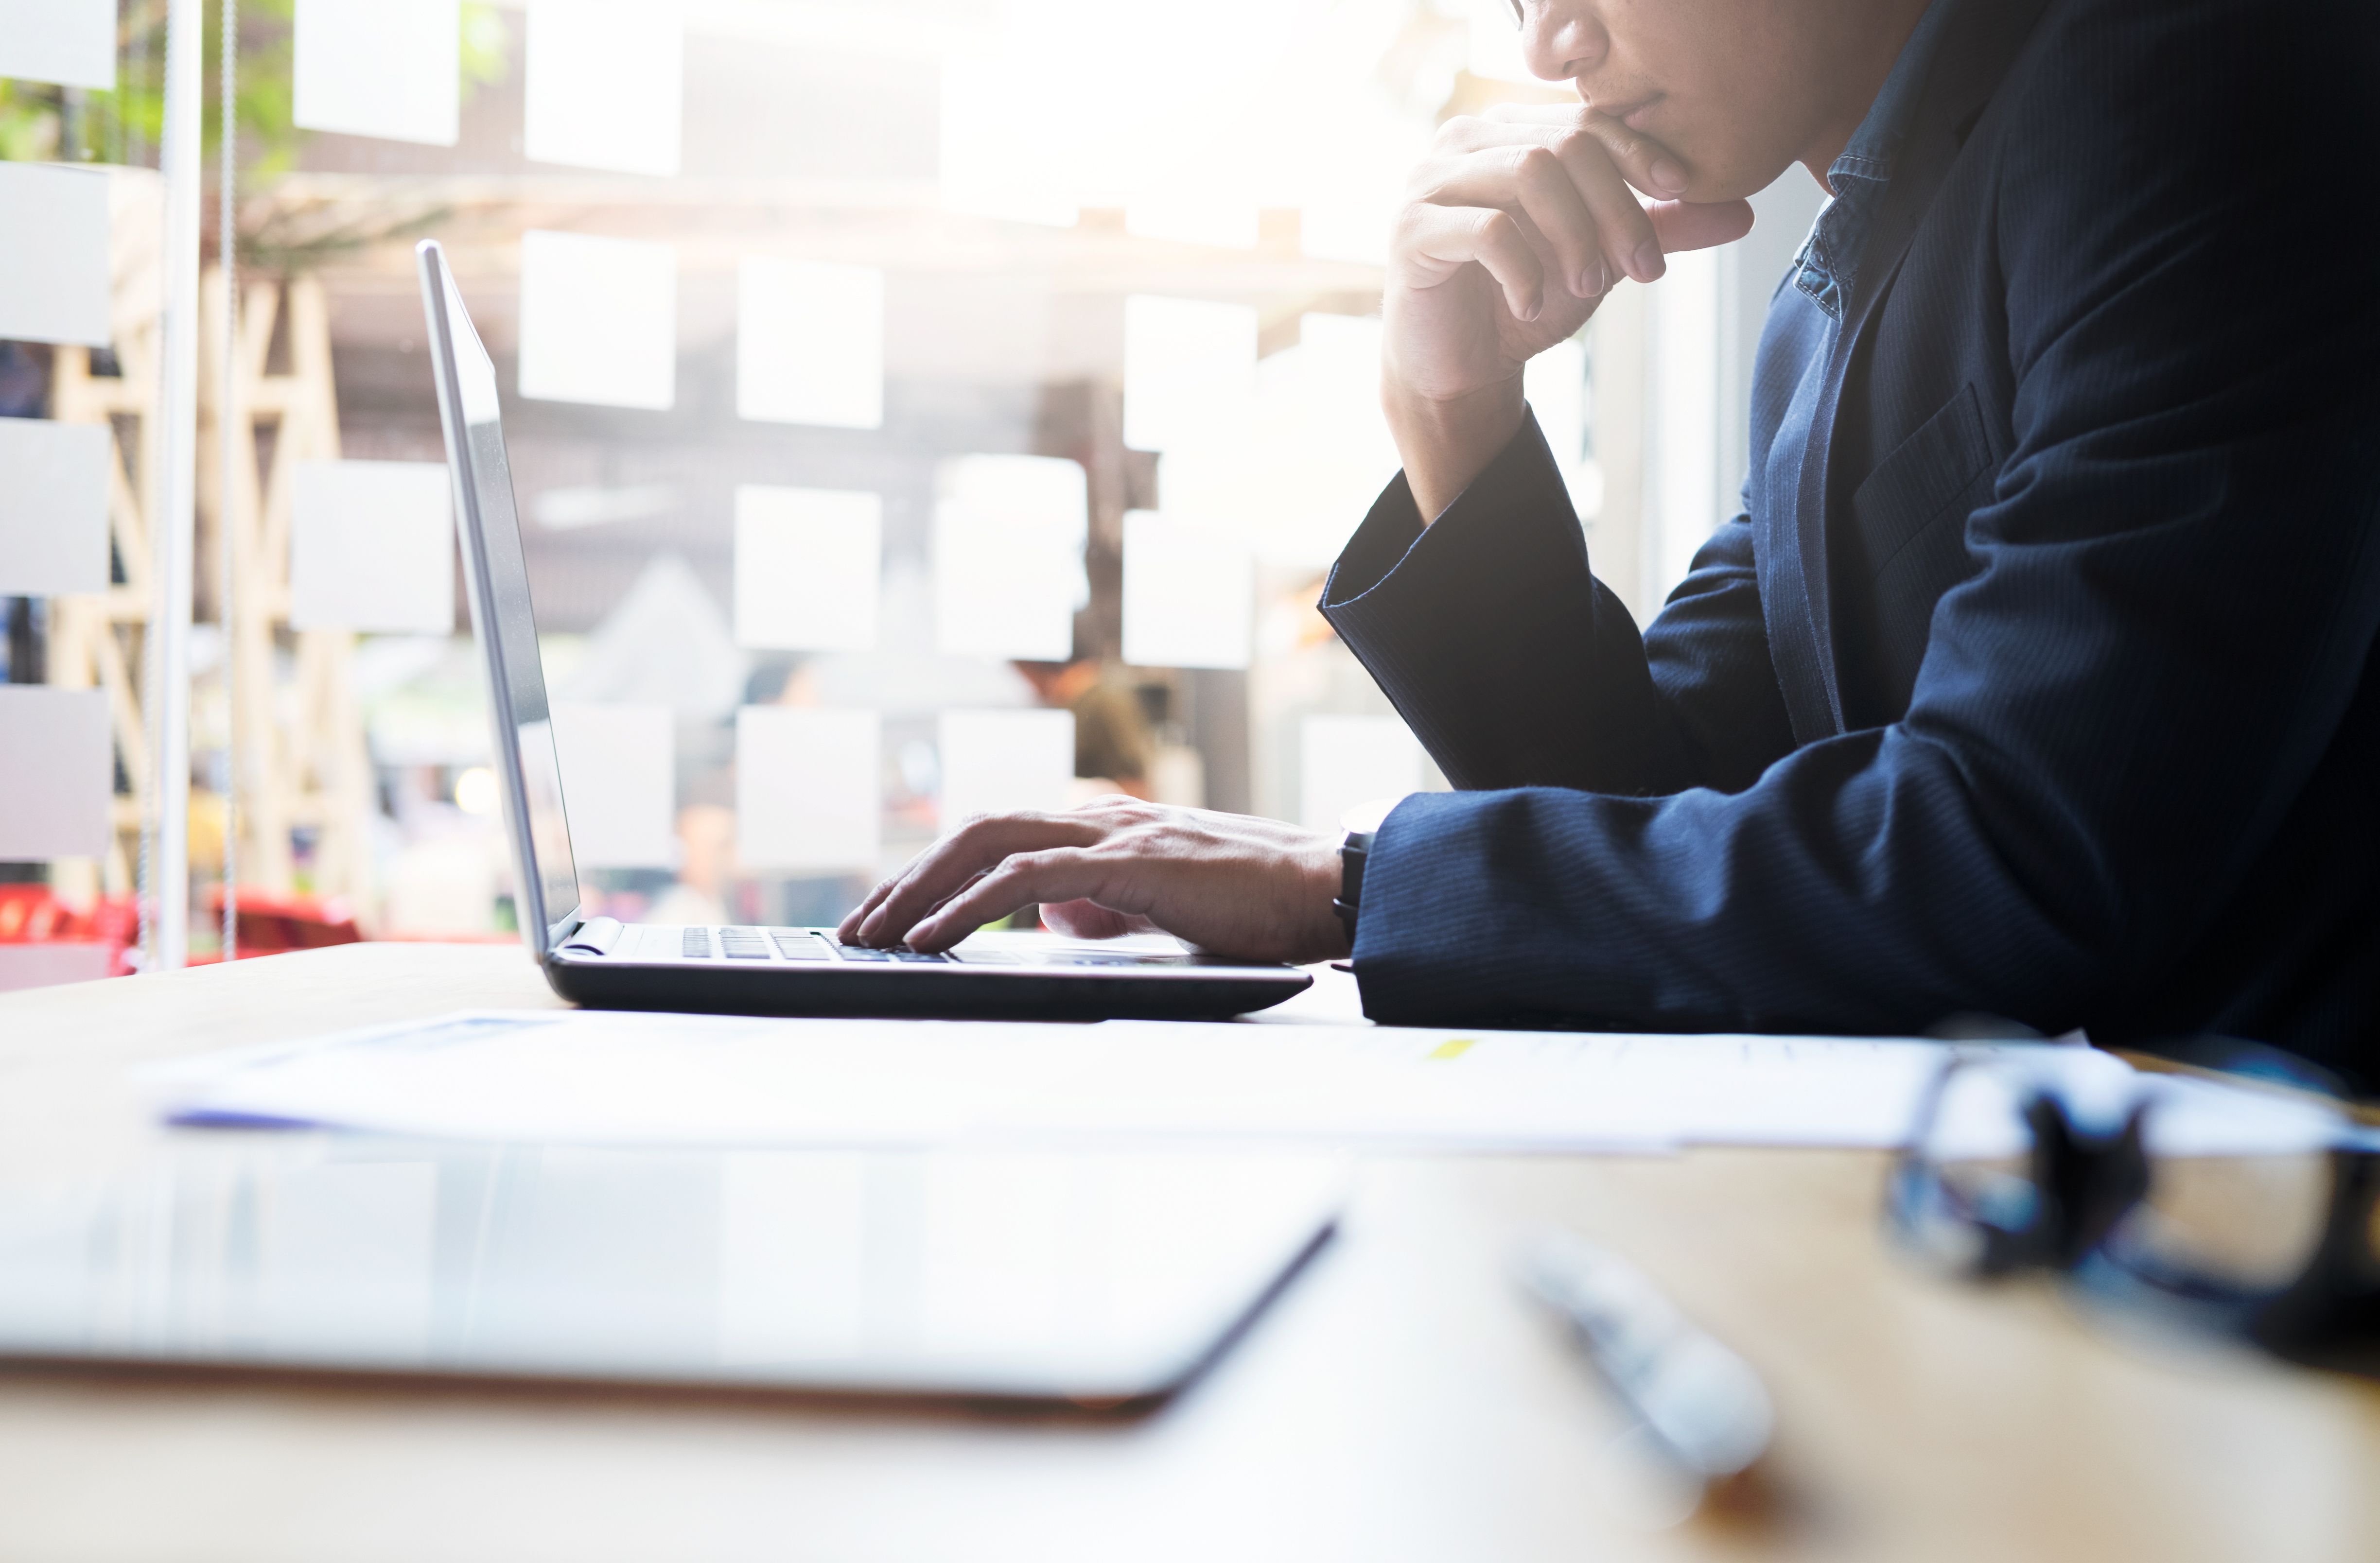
[{"left": 1648, "top": 199, "right": 1757, "bottom": 255}]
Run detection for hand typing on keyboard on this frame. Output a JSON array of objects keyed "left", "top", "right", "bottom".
[{"left": 837, "top": 796, "right": 1350, "bottom": 965}]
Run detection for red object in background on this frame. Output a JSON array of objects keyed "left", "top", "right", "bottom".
[
  {"left": 0, "top": 886, "right": 140, "bottom": 976},
  {"left": 201, "top": 887, "right": 363, "bottom": 960},
  {"left": 0, "top": 886, "right": 362, "bottom": 978}
]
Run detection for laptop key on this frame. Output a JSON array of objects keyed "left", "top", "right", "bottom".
[
  {"left": 835, "top": 946, "right": 892, "bottom": 962},
  {"left": 718, "top": 929, "right": 771, "bottom": 960},
  {"left": 682, "top": 928, "right": 712, "bottom": 959},
  {"left": 770, "top": 933, "right": 831, "bottom": 961},
  {"left": 890, "top": 950, "right": 948, "bottom": 963}
]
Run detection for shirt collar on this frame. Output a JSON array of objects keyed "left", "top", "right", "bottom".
[{"left": 1792, "top": 0, "right": 1966, "bottom": 319}]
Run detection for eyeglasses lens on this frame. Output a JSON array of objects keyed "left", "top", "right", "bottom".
[
  {"left": 1903, "top": 1057, "right": 2348, "bottom": 1297},
  {"left": 1897, "top": 1066, "right": 2043, "bottom": 1274},
  {"left": 2106, "top": 1149, "right": 2332, "bottom": 1294}
]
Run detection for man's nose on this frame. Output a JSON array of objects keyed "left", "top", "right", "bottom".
[{"left": 1519, "top": 2, "right": 1610, "bottom": 86}]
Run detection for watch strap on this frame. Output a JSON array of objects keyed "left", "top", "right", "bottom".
[{"left": 1333, "top": 829, "right": 1374, "bottom": 943}]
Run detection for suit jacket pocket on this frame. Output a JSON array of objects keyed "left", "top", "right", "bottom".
[{"left": 1846, "top": 381, "right": 1995, "bottom": 581}]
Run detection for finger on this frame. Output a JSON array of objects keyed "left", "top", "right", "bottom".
[
  {"left": 838, "top": 865, "right": 914, "bottom": 941},
  {"left": 854, "top": 814, "right": 1099, "bottom": 947},
  {"left": 1542, "top": 127, "right": 1664, "bottom": 285},
  {"left": 907, "top": 849, "right": 1111, "bottom": 953},
  {"left": 1647, "top": 198, "right": 1757, "bottom": 255},
  {"left": 837, "top": 890, "right": 883, "bottom": 943},
  {"left": 1416, "top": 114, "right": 1674, "bottom": 291},
  {"left": 1577, "top": 112, "right": 1691, "bottom": 203},
  {"left": 1458, "top": 103, "right": 1692, "bottom": 202},
  {"left": 1479, "top": 102, "right": 1597, "bottom": 125},
  {"left": 1418, "top": 145, "right": 1609, "bottom": 299},
  {"left": 854, "top": 816, "right": 1071, "bottom": 946},
  {"left": 1394, "top": 202, "right": 1547, "bottom": 322},
  {"left": 1435, "top": 105, "right": 1599, "bottom": 162}
]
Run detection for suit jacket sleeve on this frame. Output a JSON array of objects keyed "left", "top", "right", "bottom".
[
  {"left": 1319, "top": 410, "right": 1795, "bottom": 797},
  {"left": 1332, "top": 0, "right": 2380, "bottom": 1034}
]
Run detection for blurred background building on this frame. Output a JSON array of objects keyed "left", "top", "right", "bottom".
[{"left": 0, "top": 0, "right": 1822, "bottom": 976}]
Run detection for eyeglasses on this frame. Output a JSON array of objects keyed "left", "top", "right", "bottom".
[{"left": 1887, "top": 1048, "right": 2380, "bottom": 1375}]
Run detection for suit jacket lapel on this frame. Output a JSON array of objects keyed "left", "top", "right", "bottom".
[{"left": 1789, "top": 0, "right": 2057, "bottom": 737}]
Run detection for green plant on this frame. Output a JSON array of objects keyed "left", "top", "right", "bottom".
[{"left": 1, "top": 1, "right": 509, "bottom": 182}]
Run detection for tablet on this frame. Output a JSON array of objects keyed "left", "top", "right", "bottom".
[{"left": 0, "top": 1137, "right": 1341, "bottom": 1411}]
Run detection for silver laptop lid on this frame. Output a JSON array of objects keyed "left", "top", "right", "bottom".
[{"left": 417, "top": 240, "right": 584, "bottom": 961}]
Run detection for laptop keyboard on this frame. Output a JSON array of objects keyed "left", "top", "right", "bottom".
[
  {"left": 675, "top": 927, "right": 951, "bottom": 964},
  {"left": 652, "top": 927, "right": 1181, "bottom": 970}
]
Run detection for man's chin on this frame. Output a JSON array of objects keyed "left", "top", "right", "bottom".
[{"left": 1672, "top": 149, "right": 1812, "bottom": 207}]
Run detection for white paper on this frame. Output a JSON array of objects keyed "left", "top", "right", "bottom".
[
  {"left": 737, "top": 259, "right": 884, "bottom": 430},
  {"left": 942, "top": 455, "right": 1088, "bottom": 549},
  {"left": 0, "top": 0, "right": 116, "bottom": 90},
  {"left": 1120, "top": 510, "right": 1251, "bottom": 670},
  {"left": 940, "top": 452, "right": 1089, "bottom": 610},
  {"left": 516, "top": 230, "right": 677, "bottom": 411},
  {"left": 158, "top": 1003, "right": 2190, "bottom": 1156},
  {"left": 523, "top": 0, "right": 683, "bottom": 176},
  {"left": 734, "top": 486, "right": 880, "bottom": 653},
  {"left": 1299, "top": 714, "right": 1422, "bottom": 834},
  {"left": 932, "top": 5, "right": 1316, "bottom": 233},
  {"left": 288, "top": 460, "right": 455, "bottom": 635},
  {"left": 0, "top": 687, "right": 111, "bottom": 860},
  {"left": 937, "top": 709, "right": 1074, "bottom": 830},
  {"left": 1124, "top": 295, "right": 1256, "bottom": 453},
  {"left": 549, "top": 703, "right": 676, "bottom": 870},
  {"left": 931, "top": 506, "right": 1078, "bottom": 663},
  {"left": 736, "top": 706, "right": 880, "bottom": 875},
  {"left": 152, "top": 1006, "right": 1682, "bottom": 1153},
  {"left": 1159, "top": 312, "right": 1399, "bottom": 571},
  {"left": 0, "top": 419, "right": 109, "bottom": 597},
  {"left": 292, "top": 0, "right": 460, "bottom": 147},
  {"left": 0, "top": 163, "right": 110, "bottom": 348}
]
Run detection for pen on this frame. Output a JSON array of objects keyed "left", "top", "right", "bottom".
[{"left": 1514, "top": 1229, "right": 1775, "bottom": 1512}]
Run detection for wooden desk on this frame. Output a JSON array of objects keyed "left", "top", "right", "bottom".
[{"left": 0, "top": 944, "right": 2373, "bottom": 1562}]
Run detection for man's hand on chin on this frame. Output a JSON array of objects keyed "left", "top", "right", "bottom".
[{"left": 835, "top": 796, "right": 1351, "bottom": 967}]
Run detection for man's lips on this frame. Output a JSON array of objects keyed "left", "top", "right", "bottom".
[{"left": 1588, "top": 92, "right": 1662, "bottom": 132}]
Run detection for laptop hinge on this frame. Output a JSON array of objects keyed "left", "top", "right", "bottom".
[{"left": 555, "top": 915, "right": 623, "bottom": 959}]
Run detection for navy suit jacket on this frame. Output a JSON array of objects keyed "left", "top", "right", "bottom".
[{"left": 1320, "top": 0, "right": 2380, "bottom": 1085}]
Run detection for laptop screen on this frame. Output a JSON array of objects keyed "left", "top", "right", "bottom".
[{"left": 430, "top": 254, "right": 583, "bottom": 949}]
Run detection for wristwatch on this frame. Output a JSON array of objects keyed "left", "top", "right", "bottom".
[{"left": 1333, "top": 829, "right": 1373, "bottom": 944}]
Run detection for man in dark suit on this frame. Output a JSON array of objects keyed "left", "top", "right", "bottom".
[{"left": 845, "top": 0, "right": 2380, "bottom": 1083}]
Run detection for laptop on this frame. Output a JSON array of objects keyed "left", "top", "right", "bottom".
[{"left": 416, "top": 240, "right": 1312, "bottom": 1020}]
